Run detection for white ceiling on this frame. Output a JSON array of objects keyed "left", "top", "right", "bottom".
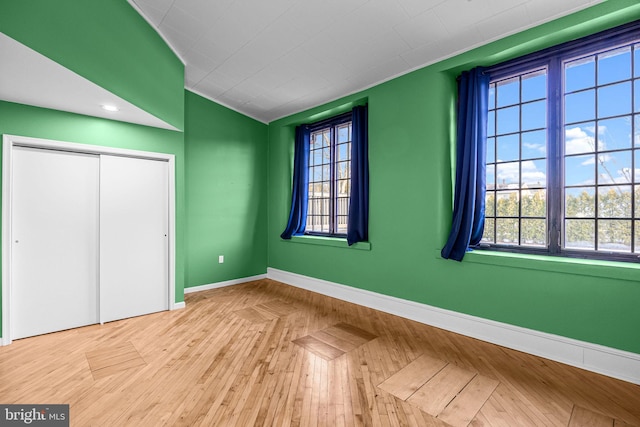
[{"left": 131, "top": 0, "right": 602, "bottom": 123}]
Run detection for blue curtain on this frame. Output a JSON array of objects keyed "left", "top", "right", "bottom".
[
  {"left": 280, "top": 125, "right": 310, "bottom": 239},
  {"left": 347, "top": 105, "right": 369, "bottom": 245},
  {"left": 441, "top": 67, "right": 489, "bottom": 261}
]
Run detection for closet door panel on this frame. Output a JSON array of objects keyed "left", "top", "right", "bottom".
[
  {"left": 100, "top": 155, "right": 169, "bottom": 322},
  {"left": 11, "top": 147, "right": 99, "bottom": 339}
]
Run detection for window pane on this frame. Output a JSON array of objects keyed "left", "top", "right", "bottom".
[
  {"left": 322, "top": 164, "right": 330, "bottom": 181},
  {"left": 597, "top": 47, "right": 631, "bottom": 85},
  {"left": 636, "top": 45, "right": 640, "bottom": 78},
  {"left": 636, "top": 221, "right": 640, "bottom": 253},
  {"left": 565, "top": 219, "right": 595, "bottom": 250},
  {"left": 310, "top": 166, "right": 321, "bottom": 182},
  {"left": 496, "top": 162, "right": 519, "bottom": 187},
  {"left": 312, "top": 149, "right": 323, "bottom": 166},
  {"left": 482, "top": 218, "right": 495, "bottom": 243},
  {"left": 485, "top": 191, "right": 495, "bottom": 216},
  {"left": 322, "top": 147, "right": 330, "bottom": 164},
  {"left": 322, "top": 131, "right": 330, "bottom": 147},
  {"left": 496, "top": 191, "right": 519, "bottom": 216},
  {"left": 522, "top": 159, "right": 546, "bottom": 188},
  {"left": 522, "top": 71, "right": 546, "bottom": 102},
  {"left": 487, "top": 111, "right": 495, "bottom": 136},
  {"left": 497, "top": 106, "right": 520, "bottom": 134},
  {"left": 487, "top": 137, "right": 495, "bottom": 163},
  {"left": 337, "top": 125, "right": 350, "bottom": 143},
  {"left": 497, "top": 77, "right": 519, "bottom": 107},
  {"left": 636, "top": 115, "right": 640, "bottom": 147},
  {"left": 597, "top": 82, "right": 631, "bottom": 118},
  {"left": 521, "top": 189, "right": 546, "bottom": 217},
  {"left": 598, "top": 117, "right": 632, "bottom": 151},
  {"left": 337, "top": 161, "right": 350, "bottom": 179},
  {"left": 521, "top": 218, "right": 546, "bottom": 246},
  {"left": 521, "top": 130, "right": 546, "bottom": 159},
  {"left": 338, "top": 142, "right": 350, "bottom": 161},
  {"left": 313, "top": 133, "right": 323, "bottom": 149},
  {"left": 522, "top": 100, "right": 546, "bottom": 131},
  {"left": 565, "top": 56, "right": 595, "bottom": 93},
  {"left": 565, "top": 187, "right": 595, "bottom": 218},
  {"left": 565, "top": 154, "right": 595, "bottom": 186},
  {"left": 635, "top": 80, "right": 640, "bottom": 113},
  {"left": 336, "top": 216, "right": 348, "bottom": 234},
  {"left": 598, "top": 186, "right": 632, "bottom": 218},
  {"left": 322, "top": 182, "right": 330, "bottom": 195},
  {"left": 486, "top": 164, "right": 495, "bottom": 189},
  {"left": 496, "top": 218, "right": 519, "bottom": 244},
  {"left": 598, "top": 219, "right": 631, "bottom": 252},
  {"left": 637, "top": 186, "right": 640, "bottom": 216},
  {"left": 496, "top": 134, "right": 518, "bottom": 162},
  {"left": 565, "top": 90, "right": 595, "bottom": 123},
  {"left": 565, "top": 123, "right": 596, "bottom": 155},
  {"left": 598, "top": 151, "right": 632, "bottom": 184},
  {"left": 337, "top": 197, "right": 349, "bottom": 215},
  {"left": 337, "top": 180, "right": 350, "bottom": 196}
]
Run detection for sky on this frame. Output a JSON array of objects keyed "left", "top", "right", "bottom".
[{"left": 488, "top": 44, "right": 639, "bottom": 194}]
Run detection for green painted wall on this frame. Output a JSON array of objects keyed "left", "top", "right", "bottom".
[
  {"left": 0, "top": 101, "right": 186, "bottom": 335},
  {"left": 268, "top": 1, "right": 640, "bottom": 354},
  {"left": 0, "top": 0, "right": 184, "bottom": 130},
  {"left": 184, "top": 91, "right": 268, "bottom": 288}
]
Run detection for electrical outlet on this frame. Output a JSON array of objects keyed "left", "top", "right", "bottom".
[{"left": 218, "top": 255, "right": 224, "bottom": 264}]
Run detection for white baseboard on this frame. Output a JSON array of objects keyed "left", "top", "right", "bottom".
[
  {"left": 267, "top": 267, "right": 640, "bottom": 385},
  {"left": 184, "top": 274, "right": 268, "bottom": 294},
  {"left": 171, "top": 301, "right": 186, "bottom": 310}
]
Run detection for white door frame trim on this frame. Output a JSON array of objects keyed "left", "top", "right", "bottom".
[{"left": 1, "top": 134, "right": 178, "bottom": 345}]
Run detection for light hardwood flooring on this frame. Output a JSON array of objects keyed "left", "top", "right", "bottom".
[{"left": 0, "top": 278, "right": 639, "bottom": 426}]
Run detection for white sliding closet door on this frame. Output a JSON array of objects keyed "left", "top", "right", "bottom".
[
  {"left": 11, "top": 147, "right": 100, "bottom": 339},
  {"left": 99, "top": 155, "right": 169, "bottom": 323}
]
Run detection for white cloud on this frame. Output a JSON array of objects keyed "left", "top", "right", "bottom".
[
  {"left": 522, "top": 142, "right": 545, "bottom": 153},
  {"left": 565, "top": 126, "right": 601, "bottom": 155},
  {"left": 495, "top": 160, "right": 546, "bottom": 187}
]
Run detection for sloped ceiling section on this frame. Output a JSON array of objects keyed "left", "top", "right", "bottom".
[
  {"left": 0, "top": 32, "right": 179, "bottom": 131},
  {"left": 131, "top": 0, "right": 602, "bottom": 123}
]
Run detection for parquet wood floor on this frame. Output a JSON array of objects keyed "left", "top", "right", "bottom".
[{"left": 0, "top": 279, "right": 638, "bottom": 426}]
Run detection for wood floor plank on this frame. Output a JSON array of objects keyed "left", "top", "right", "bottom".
[
  {"left": 312, "top": 329, "right": 360, "bottom": 352},
  {"left": 569, "top": 405, "right": 616, "bottom": 427},
  {"left": 258, "top": 299, "right": 299, "bottom": 317},
  {"left": 234, "top": 306, "right": 277, "bottom": 322},
  {"left": 331, "top": 322, "right": 378, "bottom": 342},
  {"left": 1, "top": 279, "right": 639, "bottom": 427},
  {"left": 85, "top": 341, "right": 147, "bottom": 380},
  {"left": 438, "top": 374, "right": 500, "bottom": 427},
  {"left": 407, "top": 363, "right": 476, "bottom": 416},
  {"left": 378, "top": 354, "right": 448, "bottom": 401},
  {"left": 293, "top": 335, "right": 345, "bottom": 361}
]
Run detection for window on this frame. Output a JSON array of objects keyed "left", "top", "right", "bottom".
[
  {"left": 482, "top": 21, "right": 640, "bottom": 261},
  {"left": 306, "top": 114, "right": 352, "bottom": 236}
]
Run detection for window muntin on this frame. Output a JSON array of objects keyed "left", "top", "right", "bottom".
[
  {"left": 563, "top": 46, "right": 637, "bottom": 253},
  {"left": 307, "top": 117, "right": 352, "bottom": 236},
  {"left": 481, "top": 22, "right": 640, "bottom": 261},
  {"left": 484, "top": 69, "right": 548, "bottom": 247}
]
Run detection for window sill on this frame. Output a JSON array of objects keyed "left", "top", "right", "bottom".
[
  {"left": 436, "top": 248, "right": 640, "bottom": 283},
  {"left": 287, "top": 235, "right": 371, "bottom": 251}
]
